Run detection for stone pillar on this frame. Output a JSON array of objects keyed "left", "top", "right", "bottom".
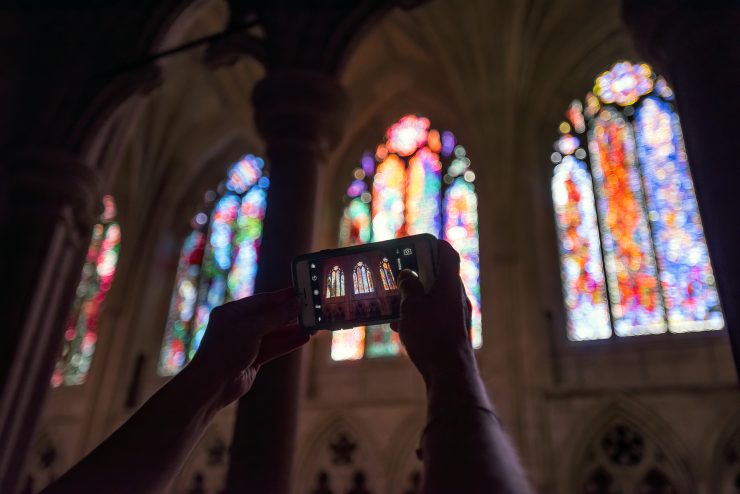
[
  {"left": 224, "top": 70, "right": 348, "bottom": 493},
  {"left": 0, "top": 152, "right": 100, "bottom": 492},
  {"left": 622, "top": 3, "right": 740, "bottom": 377}
]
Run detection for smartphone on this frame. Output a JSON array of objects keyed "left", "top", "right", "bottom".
[{"left": 292, "top": 234, "right": 438, "bottom": 331}]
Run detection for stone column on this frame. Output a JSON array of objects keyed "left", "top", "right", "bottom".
[
  {"left": 0, "top": 152, "right": 100, "bottom": 492},
  {"left": 224, "top": 70, "right": 348, "bottom": 493},
  {"left": 622, "top": 3, "right": 740, "bottom": 377}
]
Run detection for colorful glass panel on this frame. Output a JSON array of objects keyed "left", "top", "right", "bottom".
[
  {"left": 556, "top": 134, "right": 580, "bottom": 155},
  {"left": 158, "top": 155, "right": 268, "bottom": 375},
  {"left": 52, "top": 196, "right": 121, "bottom": 387},
  {"left": 406, "top": 147, "right": 442, "bottom": 236},
  {"left": 372, "top": 155, "right": 406, "bottom": 241},
  {"left": 158, "top": 230, "right": 205, "bottom": 376},
  {"left": 635, "top": 97, "right": 723, "bottom": 333},
  {"left": 589, "top": 108, "right": 665, "bottom": 336},
  {"left": 352, "top": 262, "right": 374, "bottom": 294},
  {"left": 551, "top": 156, "right": 611, "bottom": 340},
  {"left": 326, "top": 266, "right": 345, "bottom": 298},
  {"left": 332, "top": 115, "right": 482, "bottom": 360},
  {"left": 443, "top": 178, "right": 482, "bottom": 348},
  {"left": 227, "top": 187, "right": 267, "bottom": 300},
  {"left": 552, "top": 61, "right": 722, "bottom": 340},
  {"left": 331, "top": 327, "right": 365, "bottom": 361},
  {"left": 339, "top": 198, "right": 371, "bottom": 246},
  {"left": 567, "top": 100, "right": 586, "bottom": 134},
  {"left": 386, "top": 115, "right": 429, "bottom": 157},
  {"left": 380, "top": 258, "right": 398, "bottom": 291},
  {"left": 365, "top": 325, "right": 402, "bottom": 358},
  {"left": 594, "top": 61, "right": 653, "bottom": 107},
  {"left": 189, "top": 194, "right": 239, "bottom": 357}
]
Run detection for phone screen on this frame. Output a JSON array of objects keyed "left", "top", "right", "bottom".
[{"left": 305, "top": 239, "right": 423, "bottom": 329}]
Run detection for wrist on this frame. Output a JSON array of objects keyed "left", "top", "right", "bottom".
[
  {"left": 424, "top": 352, "right": 490, "bottom": 411},
  {"left": 422, "top": 346, "right": 478, "bottom": 388},
  {"left": 177, "top": 362, "right": 227, "bottom": 418}
]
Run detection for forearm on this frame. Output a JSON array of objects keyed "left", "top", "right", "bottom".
[
  {"left": 421, "top": 357, "right": 533, "bottom": 494},
  {"left": 43, "top": 365, "right": 222, "bottom": 494}
]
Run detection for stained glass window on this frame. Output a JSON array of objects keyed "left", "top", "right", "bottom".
[
  {"left": 158, "top": 155, "right": 269, "bottom": 376},
  {"left": 52, "top": 195, "right": 121, "bottom": 387},
  {"left": 379, "top": 258, "right": 398, "bottom": 291},
  {"left": 551, "top": 61, "right": 723, "bottom": 341},
  {"left": 326, "top": 266, "right": 345, "bottom": 298},
  {"left": 353, "top": 262, "right": 375, "bottom": 294},
  {"left": 333, "top": 115, "right": 481, "bottom": 360}
]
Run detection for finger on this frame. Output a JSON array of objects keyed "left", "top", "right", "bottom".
[
  {"left": 221, "top": 288, "right": 301, "bottom": 335},
  {"left": 398, "top": 269, "right": 424, "bottom": 299},
  {"left": 461, "top": 282, "right": 473, "bottom": 315},
  {"left": 254, "top": 323, "right": 310, "bottom": 366},
  {"left": 436, "top": 240, "right": 461, "bottom": 282}
]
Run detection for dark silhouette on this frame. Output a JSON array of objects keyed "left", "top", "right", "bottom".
[
  {"left": 311, "top": 470, "right": 334, "bottom": 494},
  {"left": 42, "top": 240, "right": 532, "bottom": 494},
  {"left": 346, "top": 470, "right": 371, "bottom": 494}
]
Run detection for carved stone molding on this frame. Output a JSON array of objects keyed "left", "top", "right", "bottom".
[{"left": 252, "top": 69, "right": 349, "bottom": 154}]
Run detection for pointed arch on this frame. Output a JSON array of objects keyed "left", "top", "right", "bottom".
[
  {"left": 564, "top": 398, "right": 693, "bottom": 493},
  {"left": 326, "top": 266, "right": 346, "bottom": 298},
  {"left": 334, "top": 114, "right": 481, "bottom": 360},
  {"left": 708, "top": 406, "right": 740, "bottom": 494},
  {"left": 353, "top": 261, "right": 375, "bottom": 294},
  {"left": 52, "top": 195, "right": 121, "bottom": 387},
  {"left": 551, "top": 61, "right": 723, "bottom": 341},
  {"left": 385, "top": 410, "right": 426, "bottom": 493},
  {"left": 379, "top": 257, "right": 398, "bottom": 291},
  {"left": 158, "top": 155, "right": 269, "bottom": 376},
  {"left": 295, "top": 414, "right": 383, "bottom": 494}
]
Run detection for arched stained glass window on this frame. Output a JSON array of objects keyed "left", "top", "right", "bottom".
[
  {"left": 158, "top": 155, "right": 269, "bottom": 376},
  {"left": 353, "top": 262, "right": 374, "bottom": 294},
  {"left": 326, "top": 266, "right": 345, "bottom": 298},
  {"left": 551, "top": 61, "right": 723, "bottom": 341},
  {"left": 332, "top": 115, "right": 481, "bottom": 361},
  {"left": 52, "top": 195, "right": 121, "bottom": 387},
  {"left": 379, "top": 258, "right": 397, "bottom": 291}
]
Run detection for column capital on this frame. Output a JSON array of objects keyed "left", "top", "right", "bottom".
[
  {"left": 4, "top": 151, "right": 101, "bottom": 239},
  {"left": 251, "top": 70, "right": 349, "bottom": 155}
]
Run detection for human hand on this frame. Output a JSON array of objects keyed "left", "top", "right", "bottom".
[
  {"left": 188, "top": 288, "right": 309, "bottom": 408},
  {"left": 391, "top": 240, "right": 476, "bottom": 386}
]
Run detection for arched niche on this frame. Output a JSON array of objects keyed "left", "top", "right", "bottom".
[
  {"left": 564, "top": 399, "right": 693, "bottom": 494},
  {"left": 295, "top": 414, "right": 383, "bottom": 494}
]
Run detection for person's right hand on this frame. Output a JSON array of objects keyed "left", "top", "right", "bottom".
[
  {"left": 188, "top": 288, "right": 309, "bottom": 408},
  {"left": 391, "top": 240, "right": 476, "bottom": 385}
]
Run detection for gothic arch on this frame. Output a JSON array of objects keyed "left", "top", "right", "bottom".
[
  {"left": 295, "top": 413, "right": 383, "bottom": 494},
  {"left": 172, "top": 414, "right": 233, "bottom": 493},
  {"left": 384, "top": 410, "right": 425, "bottom": 494},
  {"left": 563, "top": 397, "right": 694, "bottom": 494},
  {"left": 82, "top": 43, "right": 267, "bottom": 395},
  {"left": 708, "top": 406, "right": 740, "bottom": 494},
  {"left": 20, "top": 420, "right": 73, "bottom": 493}
]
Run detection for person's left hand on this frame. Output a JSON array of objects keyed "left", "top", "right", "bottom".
[{"left": 188, "top": 288, "right": 309, "bottom": 407}]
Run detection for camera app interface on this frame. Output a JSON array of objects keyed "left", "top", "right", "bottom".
[{"left": 308, "top": 241, "right": 420, "bottom": 327}]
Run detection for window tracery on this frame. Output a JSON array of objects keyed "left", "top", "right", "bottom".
[
  {"left": 333, "top": 115, "right": 480, "bottom": 360},
  {"left": 52, "top": 195, "right": 121, "bottom": 387},
  {"left": 577, "top": 420, "right": 685, "bottom": 494},
  {"left": 551, "top": 61, "right": 723, "bottom": 341},
  {"left": 159, "top": 155, "right": 269, "bottom": 375}
]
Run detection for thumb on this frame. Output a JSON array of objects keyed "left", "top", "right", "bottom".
[{"left": 398, "top": 269, "right": 424, "bottom": 299}]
